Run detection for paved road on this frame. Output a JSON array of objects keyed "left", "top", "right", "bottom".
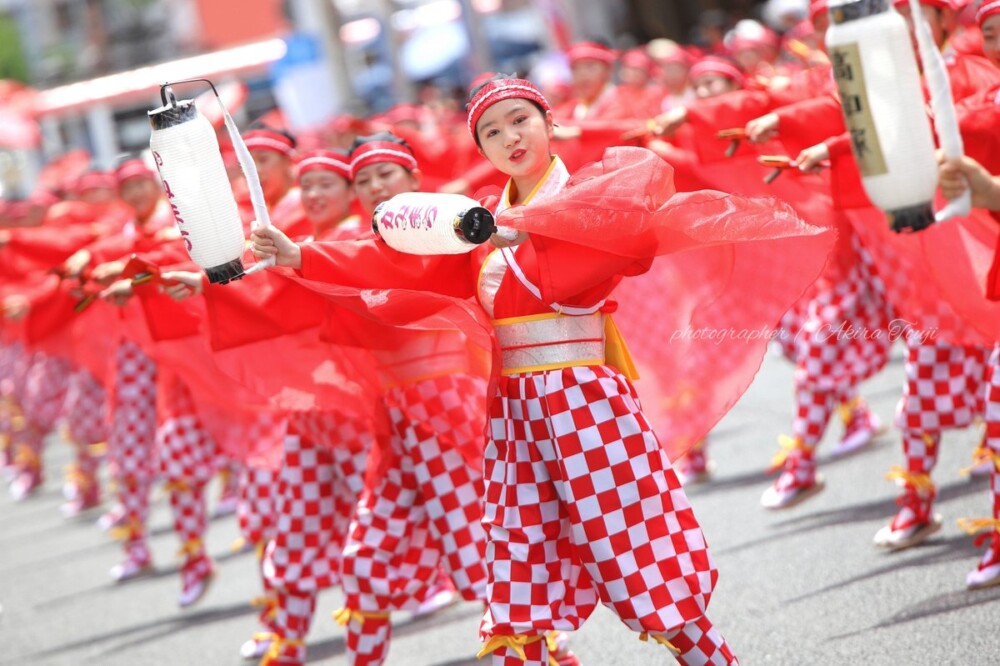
[{"left": 2, "top": 345, "right": 998, "bottom": 665}]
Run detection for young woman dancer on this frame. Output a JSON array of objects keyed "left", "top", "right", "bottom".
[{"left": 252, "top": 76, "right": 833, "bottom": 665}]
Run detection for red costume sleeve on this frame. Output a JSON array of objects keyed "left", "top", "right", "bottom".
[
  {"left": 299, "top": 238, "right": 477, "bottom": 299},
  {"left": 774, "top": 94, "right": 845, "bottom": 150}
]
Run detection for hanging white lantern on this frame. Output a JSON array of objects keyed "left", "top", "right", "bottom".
[
  {"left": 826, "top": 0, "right": 939, "bottom": 232},
  {"left": 372, "top": 192, "right": 496, "bottom": 255},
  {"left": 148, "top": 84, "right": 246, "bottom": 283}
]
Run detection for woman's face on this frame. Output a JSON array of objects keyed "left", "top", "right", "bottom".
[
  {"left": 983, "top": 15, "right": 1000, "bottom": 70},
  {"left": 250, "top": 149, "right": 294, "bottom": 203},
  {"left": 119, "top": 177, "right": 160, "bottom": 220},
  {"left": 475, "top": 98, "right": 554, "bottom": 180},
  {"left": 299, "top": 170, "right": 351, "bottom": 227},
  {"left": 694, "top": 74, "right": 738, "bottom": 99},
  {"left": 571, "top": 59, "right": 612, "bottom": 101},
  {"left": 352, "top": 162, "right": 420, "bottom": 216}
]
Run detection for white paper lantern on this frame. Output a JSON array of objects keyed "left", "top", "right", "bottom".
[
  {"left": 826, "top": 0, "right": 939, "bottom": 232},
  {"left": 149, "top": 94, "right": 246, "bottom": 283},
  {"left": 372, "top": 192, "right": 496, "bottom": 255}
]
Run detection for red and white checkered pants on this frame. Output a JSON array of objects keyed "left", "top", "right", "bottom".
[
  {"left": 0, "top": 342, "right": 30, "bottom": 466},
  {"left": 481, "top": 365, "right": 727, "bottom": 665},
  {"left": 158, "top": 375, "right": 222, "bottom": 557},
  {"left": 63, "top": 368, "right": 108, "bottom": 445},
  {"left": 342, "top": 374, "right": 488, "bottom": 608},
  {"left": 265, "top": 413, "right": 370, "bottom": 591},
  {"left": 0, "top": 341, "right": 30, "bottom": 404},
  {"left": 21, "top": 353, "right": 71, "bottom": 431},
  {"left": 792, "top": 252, "right": 891, "bottom": 393},
  {"left": 109, "top": 339, "right": 158, "bottom": 543},
  {"left": 982, "top": 347, "right": 1000, "bottom": 522},
  {"left": 339, "top": 374, "right": 489, "bottom": 666},
  {"left": 895, "top": 339, "right": 987, "bottom": 435},
  {"left": 774, "top": 245, "right": 890, "bottom": 452},
  {"left": 16, "top": 352, "right": 72, "bottom": 476},
  {"left": 239, "top": 462, "right": 280, "bottom": 546},
  {"left": 61, "top": 367, "right": 108, "bottom": 497}
]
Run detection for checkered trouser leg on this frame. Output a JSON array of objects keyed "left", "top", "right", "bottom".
[
  {"left": 63, "top": 368, "right": 108, "bottom": 492},
  {"left": 345, "top": 614, "right": 392, "bottom": 666},
  {"left": 266, "top": 413, "right": 370, "bottom": 592},
  {"left": 273, "top": 588, "right": 317, "bottom": 651},
  {"left": 0, "top": 343, "right": 31, "bottom": 463},
  {"left": 792, "top": 251, "right": 891, "bottom": 392},
  {"left": 665, "top": 615, "right": 739, "bottom": 666},
  {"left": 983, "top": 348, "right": 1000, "bottom": 520},
  {"left": 158, "top": 377, "right": 222, "bottom": 488},
  {"left": 791, "top": 385, "right": 835, "bottom": 450},
  {"left": 21, "top": 353, "right": 71, "bottom": 433},
  {"left": 902, "top": 431, "right": 941, "bottom": 476},
  {"left": 239, "top": 464, "right": 279, "bottom": 546},
  {"left": 394, "top": 375, "right": 489, "bottom": 601},
  {"left": 63, "top": 368, "right": 108, "bottom": 445},
  {"left": 895, "top": 339, "right": 987, "bottom": 434},
  {"left": 218, "top": 457, "right": 242, "bottom": 500},
  {"left": 341, "top": 375, "right": 488, "bottom": 611},
  {"left": 110, "top": 340, "right": 158, "bottom": 544},
  {"left": 0, "top": 342, "right": 30, "bottom": 403},
  {"left": 167, "top": 479, "right": 208, "bottom": 554},
  {"left": 482, "top": 366, "right": 717, "bottom": 644}
]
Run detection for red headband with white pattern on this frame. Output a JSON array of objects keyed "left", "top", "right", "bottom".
[
  {"left": 297, "top": 150, "right": 351, "bottom": 181},
  {"left": 243, "top": 129, "right": 295, "bottom": 156},
  {"left": 466, "top": 77, "right": 551, "bottom": 139},
  {"left": 349, "top": 141, "right": 418, "bottom": 179}
]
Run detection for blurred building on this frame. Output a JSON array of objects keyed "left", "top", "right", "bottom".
[{"left": 0, "top": 0, "right": 778, "bottom": 195}]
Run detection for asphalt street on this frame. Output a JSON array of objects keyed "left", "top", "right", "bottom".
[{"left": 2, "top": 344, "right": 998, "bottom": 665}]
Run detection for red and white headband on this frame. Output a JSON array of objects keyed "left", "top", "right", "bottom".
[
  {"left": 466, "top": 77, "right": 551, "bottom": 138},
  {"left": 892, "top": 0, "right": 961, "bottom": 10},
  {"left": 75, "top": 170, "right": 117, "bottom": 193},
  {"left": 977, "top": 0, "right": 1000, "bottom": 25},
  {"left": 297, "top": 149, "right": 351, "bottom": 181},
  {"left": 690, "top": 58, "right": 746, "bottom": 87},
  {"left": 115, "top": 159, "right": 156, "bottom": 185},
  {"left": 567, "top": 41, "right": 617, "bottom": 65},
  {"left": 243, "top": 128, "right": 295, "bottom": 156},
  {"left": 349, "top": 140, "right": 418, "bottom": 179}
]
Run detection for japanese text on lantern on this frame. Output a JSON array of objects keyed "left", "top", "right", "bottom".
[
  {"left": 830, "top": 42, "right": 888, "bottom": 177},
  {"left": 379, "top": 204, "right": 438, "bottom": 231},
  {"left": 152, "top": 150, "right": 193, "bottom": 251}
]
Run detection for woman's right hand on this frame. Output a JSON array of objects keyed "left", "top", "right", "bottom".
[
  {"left": 250, "top": 225, "right": 302, "bottom": 270},
  {"left": 938, "top": 153, "right": 1000, "bottom": 211},
  {"left": 745, "top": 113, "right": 779, "bottom": 144},
  {"left": 159, "top": 270, "right": 204, "bottom": 301}
]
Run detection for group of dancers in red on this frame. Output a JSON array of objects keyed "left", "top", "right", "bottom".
[{"left": 4, "top": 1, "right": 1000, "bottom": 665}]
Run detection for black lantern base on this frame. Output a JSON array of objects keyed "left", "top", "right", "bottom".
[
  {"left": 458, "top": 207, "right": 497, "bottom": 244},
  {"left": 204, "top": 258, "right": 245, "bottom": 285},
  {"left": 888, "top": 203, "right": 936, "bottom": 234}
]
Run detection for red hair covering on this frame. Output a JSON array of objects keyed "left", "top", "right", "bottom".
[
  {"left": 689, "top": 56, "right": 746, "bottom": 88},
  {"left": 243, "top": 128, "right": 295, "bottom": 156},
  {"left": 726, "top": 22, "right": 781, "bottom": 52},
  {"left": 74, "top": 170, "right": 117, "bottom": 194},
  {"left": 114, "top": 158, "right": 156, "bottom": 185},
  {"left": 349, "top": 140, "right": 418, "bottom": 179},
  {"left": 809, "top": 0, "right": 828, "bottom": 22},
  {"left": 893, "top": 0, "right": 964, "bottom": 9},
  {"left": 977, "top": 0, "right": 1000, "bottom": 25},
  {"left": 466, "top": 77, "right": 551, "bottom": 139},
  {"left": 620, "top": 47, "right": 654, "bottom": 73},
  {"left": 648, "top": 40, "right": 697, "bottom": 67},
  {"left": 567, "top": 41, "right": 617, "bottom": 66},
  {"left": 297, "top": 149, "right": 351, "bottom": 181}
]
